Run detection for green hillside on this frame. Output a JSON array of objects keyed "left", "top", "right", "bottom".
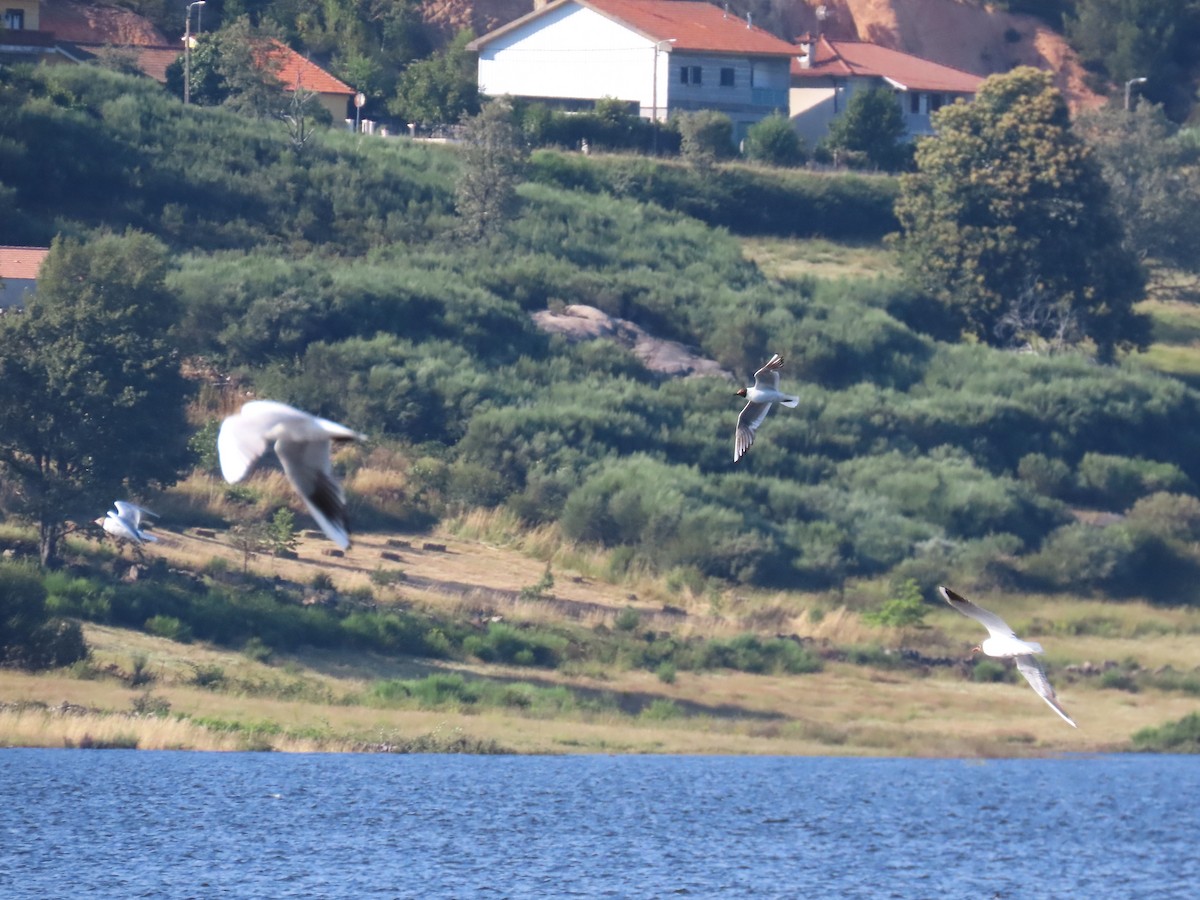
[{"left": 2, "top": 63, "right": 1200, "bottom": 754}]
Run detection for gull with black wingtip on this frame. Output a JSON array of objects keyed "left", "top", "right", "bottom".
[
  {"left": 940, "top": 585, "right": 1077, "bottom": 727},
  {"left": 733, "top": 353, "right": 799, "bottom": 463}
]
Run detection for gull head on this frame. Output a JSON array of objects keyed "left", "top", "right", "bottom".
[{"left": 735, "top": 388, "right": 748, "bottom": 397}]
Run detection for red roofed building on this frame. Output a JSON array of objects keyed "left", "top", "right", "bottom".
[
  {"left": 260, "top": 39, "right": 356, "bottom": 122},
  {"left": 0, "top": 246, "right": 49, "bottom": 309},
  {"left": 467, "top": 0, "right": 796, "bottom": 144},
  {"left": 1, "top": 0, "right": 354, "bottom": 123},
  {"left": 790, "top": 33, "right": 984, "bottom": 144}
]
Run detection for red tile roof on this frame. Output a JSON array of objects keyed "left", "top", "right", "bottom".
[
  {"left": 471, "top": 0, "right": 798, "bottom": 57},
  {"left": 126, "top": 45, "right": 183, "bottom": 83},
  {"left": 264, "top": 40, "right": 354, "bottom": 96},
  {"left": 792, "top": 35, "right": 983, "bottom": 94},
  {"left": 0, "top": 247, "right": 50, "bottom": 280}
]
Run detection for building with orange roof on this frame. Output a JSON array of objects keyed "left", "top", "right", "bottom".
[
  {"left": 1, "top": 0, "right": 354, "bottom": 123},
  {"left": 467, "top": 0, "right": 797, "bottom": 144},
  {"left": 790, "top": 32, "right": 984, "bottom": 144},
  {"left": 0, "top": 246, "right": 49, "bottom": 309}
]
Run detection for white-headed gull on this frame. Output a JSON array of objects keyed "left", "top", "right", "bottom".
[
  {"left": 733, "top": 353, "right": 799, "bottom": 463},
  {"left": 218, "top": 400, "right": 365, "bottom": 549},
  {"left": 939, "top": 586, "right": 1077, "bottom": 727},
  {"left": 95, "top": 500, "right": 158, "bottom": 544}
]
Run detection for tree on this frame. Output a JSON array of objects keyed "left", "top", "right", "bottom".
[
  {"left": 892, "top": 67, "right": 1149, "bottom": 361},
  {"left": 389, "top": 30, "right": 480, "bottom": 129},
  {"left": 454, "top": 99, "right": 527, "bottom": 242},
  {"left": 743, "top": 113, "right": 806, "bottom": 167},
  {"left": 825, "top": 85, "right": 909, "bottom": 171},
  {"left": 165, "top": 17, "right": 285, "bottom": 117},
  {"left": 1074, "top": 102, "right": 1200, "bottom": 292},
  {"left": 0, "top": 231, "right": 192, "bottom": 566},
  {"left": 676, "top": 110, "right": 733, "bottom": 171},
  {"left": 1067, "top": 0, "right": 1200, "bottom": 121}
]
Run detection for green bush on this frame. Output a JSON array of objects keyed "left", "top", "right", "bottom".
[
  {"left": 1, "top": 564, "right": 89, "bottom": 670},
  {"left": 1132, "top": 712, "right": 1200, "bottom": 752},
  {"left": 862, "top": 578, "right": 929, "bottom": 627},
  {"left": 972, "top": 659, "right": 1010, "bottom": 682},
  {"left": 145, "top": 615, "right": 193, "bottom": 643},
  {"left": 462, "top": 622, "right": 568, "bottom": 668},
  {"left": 743, "top": 114, "right": 807, "bottom": 167}
]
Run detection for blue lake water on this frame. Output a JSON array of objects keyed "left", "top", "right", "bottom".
[{"left": 1, "top": 750, "right": 1196, "bottom": 898}]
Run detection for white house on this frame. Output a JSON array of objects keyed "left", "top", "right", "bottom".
[
  {"left": 790, "top": 33, "right": 984, "bottom": 145},
  {"left": 466, "top": 0, "right": 798, "bottom": 144}
]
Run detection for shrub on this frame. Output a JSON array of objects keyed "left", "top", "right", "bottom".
[
  {"left": 676, "top": 110, "right": 734, "bottom": 169},
  {"left": 862, "top": 577, "right": 929, "bottom": 627},
  {"left": 743, "top": 113, "right": 806, "bottom": 167},
  {"left": 614, "top": 606, "right": 641, "bottom": 632},
  {"left": 1, "top": 564, "right": 89, "bottom": 670},
  {"left": 146, "top": 615, "right": 193, "bottom": 643},
  {"left": 972, "top": 659, "right": 1010, "bottom": 682},
  {"left": 462, "top": 622, "right": 567, "bottom": 668},
  {"left": 640, "top": 698, "right": 683, "bottom": 720},
  {"left": 1075, "top": 453, "right": 1191, "bottom": 509},
  {"left": 1132, "top": 712, "right": 1200, "bottom": 752}
]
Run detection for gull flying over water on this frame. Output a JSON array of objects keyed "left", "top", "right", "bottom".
[
  {"left": 95, "top": 500, "right": 159, "bottom": 545},
  {"left": 940, "top": 586, "right": 1077, "bottom": 727},
  {"left": 218, "top": 400, "right": 365, "bottom": 549},
  {"left": 733, "top": 353, "right": 799, "bottom": 463}
]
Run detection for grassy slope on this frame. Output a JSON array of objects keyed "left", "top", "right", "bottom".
[
  {"left": 2, "top": 521, "right": 1197, "bottom": 756},
  {"left": 5, "top": 241, "right": 1200, "bottom": 757}
]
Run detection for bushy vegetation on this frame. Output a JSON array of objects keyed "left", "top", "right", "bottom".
[
  {"left": 1132, "top": 712, "right": 1200, "bottom": 752},
  {"left": 6, "top": 64, "right": 1200, "bottom": 605},
  {"left": 0, "top": 563, "right": 88, "bottom": 670}
]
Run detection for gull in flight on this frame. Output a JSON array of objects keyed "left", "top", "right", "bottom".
[
  {"left": 734, "top": 353, "right": 799, "bottom": 463},
  {"left": 95, "top": 501, "right": 159, "bottom": 545},
  {"left": 940, "top": 586, "right": 1077, "bottom": 727},
  {"left": 218, "top": 400, "right": 365, "bottom": 549}
]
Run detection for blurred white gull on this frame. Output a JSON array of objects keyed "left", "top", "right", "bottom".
[
  {"left": 939, "top": 586, "right": 1077, "bottom": 727},
  {"left": 218, "top": 400, "right": 365, "bottom": 549},
  {"left": 733, "top": 353, "right": 799, "bottom": 463},
  {"left": 95, "top": 500, "right": 158, "bottom": 545}
]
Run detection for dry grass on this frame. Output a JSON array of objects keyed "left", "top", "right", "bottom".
[{"left": 8, "top": 470, "right": 1200, "bottom": 756}]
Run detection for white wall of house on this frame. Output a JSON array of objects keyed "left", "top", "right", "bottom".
[
  {"left": 790, "top": 77, "right": 965, "bottom": 144},
  {"left": 477, "top": 5, "right": 665, "bottom": 116}
]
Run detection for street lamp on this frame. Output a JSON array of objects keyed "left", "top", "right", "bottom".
[
  {"left": 651, "top": 37, "right": 676, "bottom": 154},
  {"left": 183, "top": 0, "right": 206, "bottom": 106},
  {"left": 1124, "top": 76, "right": 1147, "bottom": 112}
]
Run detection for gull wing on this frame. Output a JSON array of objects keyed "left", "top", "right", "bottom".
[
  {"left": 274, "top": 436, "right": 351, "bottom": 550},
  {"left": 734, "top": 400, "right": 772, "bottom": 463},
  {"left": 217, "top": 410, "right": 274, "bottom": 484},
  {"left": 751, "top": 354, "right": 784, "bottom": 391},
  {"left": 938, "top": 586, "right": 1018, "bottom": 641},
  {"left": 103, "top": 512, "right": 140, "bottom": 542},
  {"left": 1015, "top": 654, "right": 1077, "bottom": 728},
  {"left": 113, "top": 501, "right": 157, "bottom": 529}
]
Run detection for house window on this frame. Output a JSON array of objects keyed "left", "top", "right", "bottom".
[
  {"left": 910, "top": 92, "right": 920, "bottom": 114},
  {"left": 4, "top": 8, "right": 25, "bottom": 29},
  {"left": 680, "top": 65, "right": 702, "bottom": 86},
  {"left": 720, "top": 68, "right": 735, "bottom": 87},
  {"left": 929, "top": 93, "right": 945, "bottom": 112}
]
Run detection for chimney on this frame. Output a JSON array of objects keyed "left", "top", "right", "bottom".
[
  {"left": 746, "top": 13, "right": 752, "bottom": 28},
  {"left": 798, "top": 32, "right": 814, "bottom": 69}
]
